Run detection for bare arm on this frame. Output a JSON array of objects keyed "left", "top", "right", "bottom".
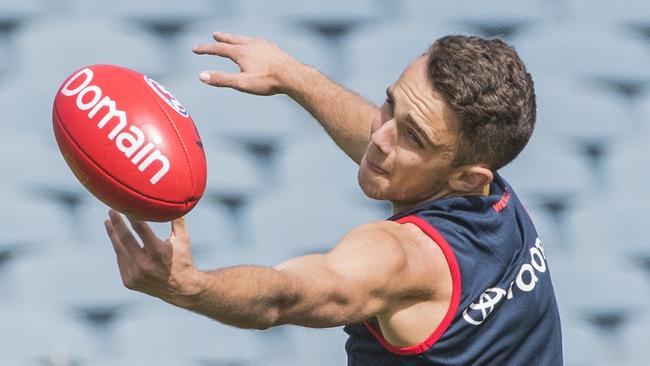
[
  {"left": 104, "top": 210, "right": 437, "bottom": 330},
  {"left": 192, "top": 32, "right": 377, "bottom": 163},
  {"left": 282, "top": 65, "right": 377, "bottom": 164}
]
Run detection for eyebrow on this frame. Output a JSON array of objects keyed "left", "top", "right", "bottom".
[
  {"left": 406, "top": 114, "right": 437, "bottom": 148},
  {"left": 387, "top": 87, "right": 440, "bottom": 149}
]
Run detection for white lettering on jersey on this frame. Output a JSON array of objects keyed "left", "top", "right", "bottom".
[{"left": 463, "top": 238, "right": 548, "bottom": 325}]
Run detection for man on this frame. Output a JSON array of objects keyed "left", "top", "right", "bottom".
[{"left": 105, "top": 32, "right": 562, "bottom": 364}]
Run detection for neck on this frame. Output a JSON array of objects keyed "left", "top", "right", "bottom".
[{"left": 390, "top": 184, "right": 490, "bottom": 215}]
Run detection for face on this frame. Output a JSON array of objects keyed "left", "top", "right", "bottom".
[{"left": 358, "top": 56, "right": 460, "bottom": 211}]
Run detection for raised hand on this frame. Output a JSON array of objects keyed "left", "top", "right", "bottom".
[
  {"left": 192, "top": 31, "right": 377, "bottom": 164},
  {"left": 192, "top": 32, "right": 304, "bottom": 96}
]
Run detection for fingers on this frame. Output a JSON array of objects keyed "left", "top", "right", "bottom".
[
  {"left": 105, "top": 219, "right": 136, "bottom": 280},
  {"left": 192, "top": 41, "right": 238, "bottom": 58},
  {"left": 192, "top": 32, "right": 252, "bottom": 57},
  {"left": 105, "top": 219, "right": 128, "bottom": 257},
  {"left": 126, "top": 215, "right": 161, "bottom": 250},
  {"left": 198, "top": 71, "right": 248, "bottom": 90},
  {"left": 212, "top": 31, "right": 252, "bottom": 45},
  {"left": 108, "top": 210, "right": 143, "bottom": 258}
]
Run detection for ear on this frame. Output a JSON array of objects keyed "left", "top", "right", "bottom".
[{"left": 448, "top": 165, "right": 494, "bottom": 194}]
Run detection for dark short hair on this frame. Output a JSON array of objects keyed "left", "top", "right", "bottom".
[{"left": 427, "top": 35, "right": 536, "bottom": 171}]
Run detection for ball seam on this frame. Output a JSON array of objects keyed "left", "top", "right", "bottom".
[{"left": 122, "top": 70, "right": 197, "bottom": 205}]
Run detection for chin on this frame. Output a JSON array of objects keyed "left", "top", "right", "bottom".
[{"left": 357, "top": 168, "right": 390, "bottom": 200}]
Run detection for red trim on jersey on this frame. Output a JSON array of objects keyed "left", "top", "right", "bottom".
[
  {"left": 492, "top": 189, "right": 511, "bottom": 213},
  {"left": 362, "top": 215, "right": 462, "bottom": 356}
]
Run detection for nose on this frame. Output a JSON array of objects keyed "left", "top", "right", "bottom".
[{"left": 370, "top": 118, "right": 395, "bottom": 155}]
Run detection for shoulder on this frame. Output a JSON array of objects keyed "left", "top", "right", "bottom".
[
  {"left": 328, "top": 220, "right": 449, "bottom": 296},
  {"left": 332, "top": 220, "right": 437, "bottom": 261}
]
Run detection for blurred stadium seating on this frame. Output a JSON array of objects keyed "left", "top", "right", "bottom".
[{"left": 1, "top": 0, "right": 649, "bottom": 365}]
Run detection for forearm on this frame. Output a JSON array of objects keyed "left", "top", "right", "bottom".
[
  {"left": 284, "top": 65, "right": 378, "bottom": 164},
  {"left": 168, "top": 265, "right": 298, "bottom": 330}
]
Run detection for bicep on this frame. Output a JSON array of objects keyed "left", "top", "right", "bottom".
[{"left": 273, "top": 222, "right": 435, "bottom": 328}]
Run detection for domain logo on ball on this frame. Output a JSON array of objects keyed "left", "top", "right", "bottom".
[
  {"left": 144, "top": 75, "right": 190, "bottom": 118},
  {"left": 59, "top": 68, "right": 170, "bottom": 185}
]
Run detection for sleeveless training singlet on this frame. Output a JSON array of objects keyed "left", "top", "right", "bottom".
[{"left": 344, "top": 173, "right": 562, "bottom": 365}]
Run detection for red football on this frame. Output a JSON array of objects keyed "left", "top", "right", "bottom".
[{"left": 52, "top": 64, "right": 207, "bottom": 221}]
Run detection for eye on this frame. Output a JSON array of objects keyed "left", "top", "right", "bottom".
[{"left": 407, "top": 129, "right": 423, "bottom": 148}]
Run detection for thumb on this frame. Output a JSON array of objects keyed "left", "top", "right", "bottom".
[
  {"left": 199, "top": 71, "right": 244, "bottom": 89},
  {"left": 171, "top": 216, "right": 190, "bottom": 244}
]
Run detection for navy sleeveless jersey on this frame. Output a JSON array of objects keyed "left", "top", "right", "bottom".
[{"left": 344, "top": 173, "right": 562, "bottom": 365}]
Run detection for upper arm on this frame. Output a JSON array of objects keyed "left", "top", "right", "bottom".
[{"left": 273, "top": 221, "right": 441, "bottom": 328}]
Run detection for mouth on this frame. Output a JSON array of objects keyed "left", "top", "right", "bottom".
[{"left": 365, "top": 158, "right": 389, "bottom": 176}]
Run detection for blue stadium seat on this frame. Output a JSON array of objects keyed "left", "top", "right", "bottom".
[
  {"left": 244, "top": 191, "right": 385, "bottom": 266},
  {"left": 2, "top": 17, "right": 169, "bottom": 145},
  {"left": 70, "top": 139, "right": 263, "bottom": 250},
  {"left": 175, "top": 18, "right": 331, "bottom": 80},
  {"left": 236, "top": 0, "right": 384, "bottom": 21},
  {"left": 638, "top": 95, "right": 650, "bottom": 141},
  {"left": 0, "top": 187, "right": 74, "bottom": 303},
  {"left": 182, "top": 201, "right": 248, "bottom": 268},
  {"left": 0, "top": 43, "right": 9, "bottom": 81},
  {"left": 567, "top": 196, "right": 650, "bottom": 273},
  {"left": 620, "top": 316, "right": 650, "bottom": 364},
  {"left": 71, "top": 0, "right": 224, "bottom": 25},
  {"left": 112, "top": 300, "right": 263, "bottom": 364},
  {"left": 76, "top": 200, "right": 173, "bottom": 249},
  {"left": 282, "top": 326, "right": 348, "bottom": 366},
  {"left": 11, "top": 258, "right": 137, "bottom": 362},
  {"left": 0, "top": 80, "right": 61, "bottom": 144},
  {"left": 0, "top": 130, "right": 89, "bottom": 219},
  {"left": 58, "top": 1, "right": 233, "bottom": 77},
  {"left": 2, "top": 185, "right": 73, "bottom": 245},
  {"left": 0, "top": 0, "right": 43, "bottom": 20},
  {"left": 0, "top": 0, "right": 43, "bottom": 40},
  {"left": 88, "top": 354, "right": 189, "bottom": 366},
  {"left": 341, "top": 20, "right": 460, "bottom": 89},
  {"left": 397, "top": 0, "right": 546, "bottom": 39},
  {"left": 603, "top": 139, "right": 650, "bottom": 195},
  {"left": 534, "top": 77, "right": 631, "bottom": 183},
  {"left": 514, "top": 23, "right": 650, "bottom": 102},
  {"left": 9, "top": 218, "right": 141, "bottom": 343},
  {"left": 78, "top": 198, "right": 247, "bottom": 274},
  {"left": 275, "top": 135, "right": 363, "bottom": 199},
  {"left": 0, "top": 241, "right": 21, "bottom": 294},
  {"left": 184, "top": 200, "right": 239, "bottom": 248},
  {"left": 500, "top": 136, "right": 592, "bottom": 211},
  {"left": 235, "top": 0, "right": 386, "bottom": 67},
  {"left": 201, "top": 141, "right": 265, "bottom": 228},
  {"left": 14, "top": 17, "right": 167, "bottom": 86},
  {"left": 168, "top": 78, "right": 302, "bottom": 145},
  {"left": 167, "top": 79, "right": 304, "bottom": 176},
  {"left": 525, "top": 205, "right": 564, "bottom": 258},
  {"left": 0, "top": 304, "right": 94, "bottom": 365},
  {"left": 552, "top": 254, "right": 648, "bottom": 363},
  {"left": 564, "top": 0, "right": 650, "bottom": 26},
  {"left": 561, "top": 319, "right": 609, "bottom": 366},
  {"left": 2, "top": 2, "right": 649, "bottom": 362},
  {"left": 172, "top": 20, "right": 325, "bottom": 143},
  {"left": 341, "top": 72, "right": 394, "bottom": 108},
  {"left": 11, "top": 244, "right": 142, "bottom": 309}
]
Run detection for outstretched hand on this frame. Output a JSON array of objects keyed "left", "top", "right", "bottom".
[
  {"left": 192, "top": 32, "right": 304, "bottom": 95},
  {"left": 104, "top": 210, "right": 205, "bottom": 305}
]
